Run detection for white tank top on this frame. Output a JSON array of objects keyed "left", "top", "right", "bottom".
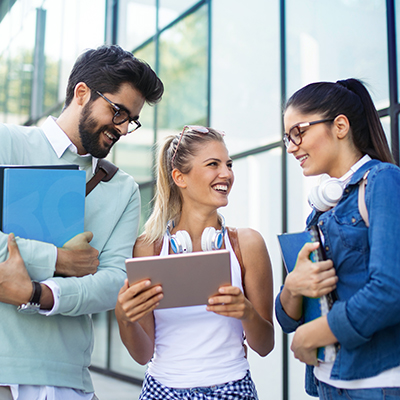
[{"left": 147, "top": 230, "right": 250, "bottom": 388}]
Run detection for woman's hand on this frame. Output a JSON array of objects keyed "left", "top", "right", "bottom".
[
  {"left": 290, "top": 322, "right": 319, "bottom": 366},
  {"left": 207, "top": 285, "right": 254, "bottom": 320},
  {"left": 280, "top": 242, "right": 337, "bottom": 321},
  {"left": 290, "top": 316, "right": 338, "bottom": 366},
  {"left": 286, "top": 242, "right": 338, "bottom": 299},
  {"left": 115, "top": 279, "right": 163, "bottom": 324}
]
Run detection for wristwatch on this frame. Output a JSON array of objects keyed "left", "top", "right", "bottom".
[{"left": 17, "top": 281, "right": 42, "bottom": 314}]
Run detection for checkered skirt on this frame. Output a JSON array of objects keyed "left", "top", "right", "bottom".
[{"left": 138, "top": 370, "right": 258, "bottom": 400}]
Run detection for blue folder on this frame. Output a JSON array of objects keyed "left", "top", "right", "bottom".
[
  {"left": 1, "top": 167, "right": 85, "bottom": 247},
  {"left": 277, "top": 227, "right": 337, "bottom": 362}
]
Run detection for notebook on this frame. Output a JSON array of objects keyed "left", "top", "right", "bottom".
[
  {"left": 125, "top": 250, "right": 231, "bottom": 309},
  {"left": 277, "top": 225, "right": 337, "bottom": 362},
  {"left": 1, "top": 167, "right": 85, "bottom": 247}
]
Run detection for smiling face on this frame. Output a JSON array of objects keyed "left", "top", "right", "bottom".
[
  {"left": 178, "top": 140, "right": 234, "bottom": 210},
  {"left": 78, "top": 82, "right": 145, "bottom": 157},
  {"left": 284, "top": 106, "right": 344, "bottom": 177}
]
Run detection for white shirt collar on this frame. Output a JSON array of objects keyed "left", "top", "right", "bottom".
[{"left": 41, "top": 116, "right": 97, "bottom": 173}]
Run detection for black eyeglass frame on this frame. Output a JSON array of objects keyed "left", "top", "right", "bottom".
[
  {"left": 283, "top": 118, "right": 334, "bottom": 148},
  {"left": 96, "top": 90, "right": 141, "bottom": 133}
]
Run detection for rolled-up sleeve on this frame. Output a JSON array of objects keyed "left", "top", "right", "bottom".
[
  {"left": 327, "top": 165, "right": 400, "bottom": 349},
  {"left": 275, "top": 287, "right": 303, "bottom": 333}
]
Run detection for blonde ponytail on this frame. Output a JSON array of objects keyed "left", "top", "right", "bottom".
[{"left": 143, "top": 128, "right": 225, "bottom": 244}]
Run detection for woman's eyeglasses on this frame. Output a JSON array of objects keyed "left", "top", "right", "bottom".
[
  {"left": 96, "top": 91, "right": 141, "bottom": 133},
  {"left": 170, "top": 125, "right": 225, "bottom": 169},
  {"left": 283, "top": 119, "right": 334, "bottom": 148}
]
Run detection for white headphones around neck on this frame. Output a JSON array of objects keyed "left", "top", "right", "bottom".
[
  {"left": 308, "top": 172, "right": 353, "bottom": 212},
  {"left": 308, "top": 155, "right": 372, "bottom": 212},
  {"left": 166, "top": 215, "right": 225, "bottom": 253}
]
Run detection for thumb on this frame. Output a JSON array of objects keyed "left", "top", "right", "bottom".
[
  {"left": 82, "top": 231, "right": 94, "bottom": 243},
  {"left": 7, "top": 233, "right": 21, "bottom": 258},
  {"left": 298, "top": 242, "right": 319, "bottom": 261}
]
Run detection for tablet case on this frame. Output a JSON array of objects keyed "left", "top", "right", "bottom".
[{"left": 125, "top": 250, "right": 231, "bottom": 309}]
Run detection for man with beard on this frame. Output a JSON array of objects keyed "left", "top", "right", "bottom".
[{"left": 0, "top": 45, "right": 163, "bottom": 400}]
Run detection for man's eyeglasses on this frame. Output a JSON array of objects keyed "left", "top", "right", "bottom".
[
  {"left": 96, "top": 91, "right": 141, "bottom": 133},
  {"left": 283, "top": 119, "right": 334, "bottom": 148},
  {"left": 170, "top": 125, "right": 225, "bottom": 169}
]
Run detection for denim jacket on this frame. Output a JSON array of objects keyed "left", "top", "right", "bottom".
[{"left": 275, "top": 159, "right": 400, "bottom": 396}]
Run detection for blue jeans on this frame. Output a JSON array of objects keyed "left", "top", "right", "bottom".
[{"left": 317, "top": 380, "right": 400, "bottom": 400}]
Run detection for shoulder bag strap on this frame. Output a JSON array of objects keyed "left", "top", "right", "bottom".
[
  {"left": 358, "top": 170, "right": 370, "bottom": 227},
  {"left": 226, "top": 227, "right": 246, "bottom": 296},
  {"left": 86, "top": 159, "right": 119, "bottom": 196}
]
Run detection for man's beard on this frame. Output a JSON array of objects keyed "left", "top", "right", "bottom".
[{"left": 78, "top": 102, "right": 121, "bottom": 159}]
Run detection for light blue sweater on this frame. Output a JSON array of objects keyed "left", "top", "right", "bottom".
[{"left": 0, "top": 122, "right": 140, "bottom": 392}]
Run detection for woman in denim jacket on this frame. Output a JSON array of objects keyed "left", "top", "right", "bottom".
[{"left": 275, "top": 78, "right": 400, "bottom": 399}]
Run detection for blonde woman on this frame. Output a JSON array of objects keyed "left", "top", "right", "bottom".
[{"left": 115, "top": 126, "right": 274, "bottom": 399}]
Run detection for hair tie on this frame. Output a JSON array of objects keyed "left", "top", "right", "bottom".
[{"left": 336, "top": 79, "right": 350, "bottom": 89}]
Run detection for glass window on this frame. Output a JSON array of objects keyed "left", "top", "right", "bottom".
[
  {"left": 210, "top": 0, "right": 281, "bottom": 155},
  {"left": 157, "top": 5, "right": 208, "bottom": 140},
  {"left": 1, "top": 6, "right": 36, "bottom": 124},
  {"left": 109, "top": 311, "right": 147, "bottom": 379},
  {"left": 91, "top": 311, "right": 109, "bottom": 369},
  {"left": 53, "top": 0, "right": 106, "bottom": 105},
  {"left": 222, "top": 149, "right": 283, "bottom": 400},
  {"left": 138, "top": 183, "right": 155, "bottom": 234},
  {"left": 159, "top": 0, "right": 201, "bottom": 29},
  {"left": 286, "top": 0, "right": 389, "bottom": 110},
  {"left": 112, "top": 43, "right": 156, "bottom": 184},
  {"left": 118, "top": 0, "right": 156, "bottom": 51},
  {"left": 396, "top": 0, "right": 400, "bottom": 102},
  {"left": 381, "top": 115, "right": 391, "bottom": 151}
]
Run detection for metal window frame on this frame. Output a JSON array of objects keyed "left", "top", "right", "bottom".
[{"left": 91, "top": 0, "right": 400, "bottom": 395}]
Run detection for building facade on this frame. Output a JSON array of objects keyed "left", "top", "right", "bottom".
[{"left": 0, "top": 0, "right": 399, "bottom": 398}]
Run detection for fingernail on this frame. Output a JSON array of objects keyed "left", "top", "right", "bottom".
[{"left": 208, "top": 298, "right": 214, "bottom": 304}]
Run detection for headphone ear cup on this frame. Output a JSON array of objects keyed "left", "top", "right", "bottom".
[
  {"left": 201, "top": 227, "right": 224, "bottom": 251},
  {"left": 308, "top": 178, "right": 345, "bottom": 212},
  {"left": 171, "top": 230, "right": 193, "bottom": 253}
]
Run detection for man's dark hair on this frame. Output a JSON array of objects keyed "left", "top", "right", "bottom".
[{"left": 64, "top": 44, "right": 163, "bottom": 108}]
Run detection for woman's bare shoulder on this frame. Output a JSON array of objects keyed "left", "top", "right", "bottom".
[{"left": 133, "top": 234, "right": 159, "bottom": 258}]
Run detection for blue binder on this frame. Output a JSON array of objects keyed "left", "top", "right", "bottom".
[
  {"left": 1, "top": 167, "right": 85, "bottom": 247},
  {"left": 277, "top": 226, "right": 337, "bottom": 362}
]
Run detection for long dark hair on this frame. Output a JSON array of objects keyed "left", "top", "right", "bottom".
[{"left": 285, "top": 78, "right": 394, "bottom": 163}]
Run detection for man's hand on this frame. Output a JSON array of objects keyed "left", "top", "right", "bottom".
[
  {"left": 0, "top": 233, "right": 32, "bottom": 306},
  {"left": 56, "top": 232, "right": 99, "bottom": 277}
]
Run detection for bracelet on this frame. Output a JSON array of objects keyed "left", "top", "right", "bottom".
[
  {"left": 29, "top": 281, "right": 42, "bottom": 305},
  {"left": 17, "top": 281, "right": 42, "bottom": 314}
]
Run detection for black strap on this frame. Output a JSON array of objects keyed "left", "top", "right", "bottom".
[
  {"left": 86, "top": 159, "right": 119, "bottom": 196},
  {"left": 30, "top": 281, "right": 42, "bottom": 305}
]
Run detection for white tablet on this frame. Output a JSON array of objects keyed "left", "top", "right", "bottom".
[{"left": 125, "top": 250, "right": 231, "bottom": 309}]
